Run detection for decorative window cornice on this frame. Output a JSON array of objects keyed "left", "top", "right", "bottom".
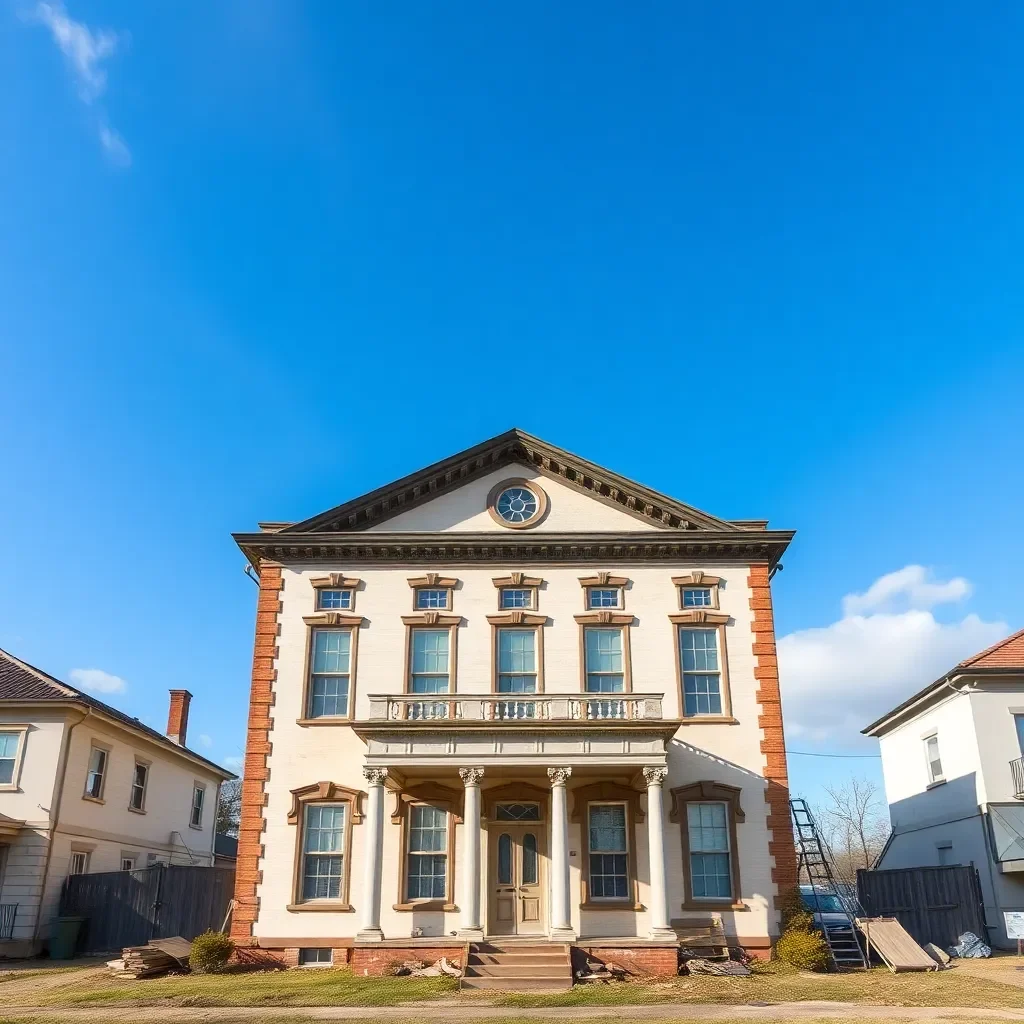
[
  {"left": 492, "top": 573, "right": 544, "bottom": 589},
  {"left": 302, "top": 613, "right": 366, "bottom": 627},
  {"left": 668, "top": 610, "right": 730, "bottom": 625},
  {"left": 401, "top": 612, "right": 463, "bottom": 627},
  {"left": 574, "top": 611, "right": 635, "bottom": 625},
  {"left": 578, "top": 571, "right": 629, "bottom": 588},
  {"left": 668, "top": 780, "right": 744, "bottom": 822},
  {"left": 486, "top": 611, "right": 547, "bottom": 626},
  {"left": 310, "top": 573, "right": 362, "bottom": 589},
  {"left": 407, "top": 573, "right": 459, "bottom": 589},
  {"left": 390, "top": 781, "right": 463, "bottom": 824},
  {"left": 672, "top": 572, "right": 722, "bottom": 587},
  {"left": 287, "top": 781, "right": 366, "bottom": 825}
]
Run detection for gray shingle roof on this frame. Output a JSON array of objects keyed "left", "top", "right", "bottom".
[{"left": 0, "top": 648, "right": 236, "bottom": 780}]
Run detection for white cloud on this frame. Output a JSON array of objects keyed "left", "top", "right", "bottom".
[
  {"left": 223, "top": 756, "right": 244, "bottom": 772},
  {"left": 69, "top": 667, "right": 126, "bottom": 694},
  {"left": 198, "top": 734, "right": 213, "bottom": 749},
  {"left": 779, "top": 566, "right": 1006, "bottom": 741},
  {"left": 842, "top": 565, "right": 971, "bottom": 617},
  {"left": 30, "top": 1, "right": 131, "bottom": 165}
]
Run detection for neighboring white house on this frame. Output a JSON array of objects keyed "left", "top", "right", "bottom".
[
  {"left": 864, "top": 627, "right": 1024, "bottom": 948},
  {"left": 230, "top": 429, "right": 797, "bottom": 975},
  {"left": 0, "top": 649, "right": 235, "bottom": 956}
]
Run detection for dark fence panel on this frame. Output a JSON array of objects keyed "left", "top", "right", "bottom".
[
  {"left": 60, "top": 865, "right": 235, "bottom": 953},
  {"left": 857, "top": 864, "right": 987, "bottom": 949}
]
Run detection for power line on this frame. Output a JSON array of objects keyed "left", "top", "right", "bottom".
[{"left": 782, "top": 749, "right": 880, "bottom": 757}]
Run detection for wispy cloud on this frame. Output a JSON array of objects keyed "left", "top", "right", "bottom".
[
  {"left": 69, "top": 667, "right": 127, "bottom": 694},
  {"left": 198, "top": 734, "right": 213, "bottom": 749},
  {"left": 30, "top": 1, "right": 131, "bottom": 166},
  {"left": 223, "top": 756, "right": 244, "bottom": 772}
]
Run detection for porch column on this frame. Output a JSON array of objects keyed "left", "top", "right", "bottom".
[
  {"left": 356, "top": 766, "right": 389, "bottom": 942},
  {"left": 643, "top": 766, "right": 675, "bottom": 940},
  {"left": 548, "top": 766, "right": 575, "bottom": 940},
  {"left": 457, "top": 766, "right": 485, "bottom": 939}
]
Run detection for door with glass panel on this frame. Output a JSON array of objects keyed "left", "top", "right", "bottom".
[{"left": 488, "top": 806, "right": 545, "bottom": 935}]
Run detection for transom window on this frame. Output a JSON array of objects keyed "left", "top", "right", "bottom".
[
  {"left": 495, "top": 802, "right": 541, "bottom": 821},
  {"left": 302, "top": 804, "right": 346, "bottom": 900},
  {"left": 584, "top": 628, "right": 624, "bottom": 693},
  {"left": 0, "top": 732, "right": 22, "bottom": 787},
  {"left": 687, "top": 802, "right": 732, "bottom": 899},
  {"left": 129, "top": 762, "right": 149, "bottom": 811},
  {"left": 924, "top": 735, "right": 944, "bottom": 784},
  {"left": 406, "top": 805, "right": 448, "bottom": 900},
  {"left": 500, "top": 588, "right": 533, "bottom": 609},
  {"left": 309, "top": 629, "right": 352, "bottom": 718},
  {"left": 190, "top": 784, "right": 205, "bottom": 828},
  {"left": 496, "top": 486, "right": 539, "bottom": 524},
  {"left": 85, "top": 746, "right": 107, "bottom": 800},
  {"left": 415, "top": 588, "right": 450, "bottom": 610},
  {"left": 587, "top": 588, "right": 622, "bottom": 609},
  {"left": 410, "top": 629, "right": 450, "bottom": 694},
  {"left": 682, "top": 588, "right": 713, "bottom": 607},
  {"left": 317, "top": 589, "right": 352, "bottom": 611},
  {"left": 588, "top": 804, "right": 628, "bottom": 899},
  {"left": 680, "top": 628, "right": 722, "bottom": 716}
]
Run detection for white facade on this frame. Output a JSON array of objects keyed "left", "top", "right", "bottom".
[
  {"left": 0, "top": 670, "right": 232, "bottom": 954},
  {"left": 871, "top": 674, "right": 1024, "bottom": 948}
]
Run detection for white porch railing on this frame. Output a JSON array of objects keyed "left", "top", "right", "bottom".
[{"left": 365, "top": 693, "right": 664, "bottom": 722}]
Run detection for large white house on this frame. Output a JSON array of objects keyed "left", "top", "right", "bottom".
[
  {"left": 231, "top": 430, "right": 796, "bottom": 977},
  {"left": 0, "top": 649, "right": 235, "bottom": 957},
  {"left": 864, "top": 627, "right": 1024, "bottom": 948}
]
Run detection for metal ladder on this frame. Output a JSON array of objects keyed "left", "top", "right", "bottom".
[{"left": 790, "top": 799, "right": 868, "bottom": 970}]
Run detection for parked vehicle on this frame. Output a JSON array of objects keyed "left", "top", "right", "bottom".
[{"left": 800, "top": 884, "right": 864, "bottom": 950}]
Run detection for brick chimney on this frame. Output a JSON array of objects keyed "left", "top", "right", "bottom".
[{"left": 167, "top": 690, "right": 193, "bottom": 746}]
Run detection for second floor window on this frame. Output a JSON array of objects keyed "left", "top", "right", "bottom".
[
  {"left": 410, "top": 629, "right": 450, "bottom": 694},
  {"left": 129, "top": 762, "right": 149, "bottom": 811},
  {"left": 0, "top": 731, "right": 22, "bottom": 787},
  {"left": 497, "top": 629, "right": 537, "bottom": 695},
  {"left": 191, "top": 784, "right": 206, "bottom": 828},
  {"left": 302, "top": 804, "right": 346, "bottom": 900},
  {"left": 924, "top": 735, "right": 944, "bottom": 783},
  {"left": 680, "top": 628, "right": 722, "bottom": 717},
  {"left": 309, "top": 629, "right": 352, "bottom": 718},
  {"left": 584, "top": 628, "right": 624, "bottom": 693},
  {"left": 406, "top": 805, "right": 448, "bottom": 900},
  {"left": 85, "top": 746, "right": 107, "bottom": 799}
]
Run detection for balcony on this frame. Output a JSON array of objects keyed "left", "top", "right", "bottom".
[
  {"left": 1012, "top": 757, "right": 1024, "bottom": 800},
  {"left": 366, "top": 693, "right": 665, "bottom": 723}
]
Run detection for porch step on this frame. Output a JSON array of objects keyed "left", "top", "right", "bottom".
[{"left": 461, "top": 942, "right": 572, "bottom": 991}]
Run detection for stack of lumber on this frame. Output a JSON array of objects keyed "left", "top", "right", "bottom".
[
  {"left": 672, "top": 916, "right": 729, "bottom": 960},
  {"left": 120, "top": 936, "right": 192, "bottom": 978},
  {"left": 855, "top": 918, "right": 937, "bottom": 973}
]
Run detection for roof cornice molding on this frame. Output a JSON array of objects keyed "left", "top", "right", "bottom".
[
  {"left": 277, "top": 429, "right": 744, "bottom": 535},
  {"left": 234, "top": 528, "right": 794, "bottom": 570}
]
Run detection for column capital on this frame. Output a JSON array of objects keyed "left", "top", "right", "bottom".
[
  {"left": 547, "top": 766, "right": 573, "bottom": 786},
  {"left": 361, "top": 766, "right": 390, "bottom": 787},
  {"left": 458, "top": 766, "right": 485, "bottom": 787},
  {"left": 642, "top": 766, "right": 669, "bottom": 787}
]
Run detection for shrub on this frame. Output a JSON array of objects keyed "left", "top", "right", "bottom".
[
  {"left": 774, "top": 925, "right": 830, "bottom": 972},
  {"left": 188, "top": 930, "right": 235, "bottom": 974}
]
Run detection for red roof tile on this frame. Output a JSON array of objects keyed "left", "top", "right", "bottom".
[{"left": 958, "top": 626, "right": 1024, "bottom": 670}]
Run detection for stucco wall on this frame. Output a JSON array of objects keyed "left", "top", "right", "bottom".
[
  {"left": 967, "top": 684, "right": 1024, "bottom": 805},
  {"left": 253, "top": 557, "right": 777, "bottom": 945}
]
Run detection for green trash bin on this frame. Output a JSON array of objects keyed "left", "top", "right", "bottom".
[{"left": 49, "top": 916, "right": 85, "bottom": 960}]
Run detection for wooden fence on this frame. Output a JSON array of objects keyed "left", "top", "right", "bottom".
[{"left": 60, "top": 865, "right": 235, "bottom": 953}]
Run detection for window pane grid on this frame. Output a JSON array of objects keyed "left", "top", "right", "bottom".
[
  {"left": 86, "top": 747, "right": 106, "bottom": 798},
  {"left": 309, "top": 630, "right": 353, "bottom": 719},
  {"left": 498, "top": 629, "right": 536, "bottom": 697},
  {"left": 317, "top": 589, "right": 352, "bottom": 610},
  {"left": 500, "top": 588, "right": 532, "bottom": 609},
  {"left": 0, "top": 732, "right": 19, "bottom": 786},
  {"left": 682, "top": 588, "right": 712, "bottom": 607},
  {"left": 687, "top": 802, "right": 732, "bottom": 899},
  {"left": 130, "top": 763, "right": 147, "bottom": 809},
  {"left": 407, "top": 805, "right": 447, "bottom": 900},
  {"left": 588, "top": 588, "right": 621, "bottom": 609},
  {"left": 302, "top": 804, "right": 346, "bottom": 901},
  {"left": 415, "top": 589, "right": 449, "bottom": 609},
  {"left": 585, "top": 628, "right": 624, "bottom": 693},
  {"left": 588, "top": 804, "right": 628, "bottom": 900},
  {"left": 680, "top": 629, "right": 723, "bottom": 717}
]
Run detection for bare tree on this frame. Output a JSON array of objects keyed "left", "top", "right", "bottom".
[
  {"left": 216, "top": 779, "right": 242, "bottom": 837},
  {"left": 814, "top": 777, "right": 890, "bottom": 882}
]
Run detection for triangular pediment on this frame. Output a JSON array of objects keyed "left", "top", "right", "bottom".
[{"left": 279, "top": 429, "right": 742, "bottom": 535}]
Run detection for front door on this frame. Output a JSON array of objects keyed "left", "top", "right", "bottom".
[{"left": 488, "top": 824, "right": 545, "bottom": 935}]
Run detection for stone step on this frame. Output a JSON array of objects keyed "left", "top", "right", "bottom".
[
  {"left": 469, "top": 952, "right": 569, "bottom": 966},
  {"left": 465, "top": 963, "right": 569, "bottom": 978},
  {"left": 460, "top": 975, "right": 573, "bottom": 991},
  {"left": 473, "top": 943, "right": 567, "bottom": 956}
]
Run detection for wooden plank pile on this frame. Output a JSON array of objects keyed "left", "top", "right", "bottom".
[
  {"left": 855, "top": 918, "right": 938, "bottom": 973},
  {"left": 671, "top": 915, "right": 729, "bottom": 960},
  {"left": 118, "top": 936, "right": 192, "bottom": 978}
]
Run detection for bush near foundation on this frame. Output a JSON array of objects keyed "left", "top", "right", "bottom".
[
  {"left": 773, "top": 887, "right": 830, "bottom": 972},
  {"left": 189, "top": 930, "right": 235, "bottom": 974}
]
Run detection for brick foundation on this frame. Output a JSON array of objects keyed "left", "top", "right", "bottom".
[
  {"left": 574, "top": 944, "right": 678, "bottom": 978},
  {"left": 349, "top": 945, "right": 464, "bottom": 976}
]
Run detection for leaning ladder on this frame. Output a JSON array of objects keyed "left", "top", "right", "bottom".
[{"left": 790, "top": 799, "right": 868, "bottom": 970}]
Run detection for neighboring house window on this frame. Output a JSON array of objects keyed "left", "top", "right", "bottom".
[
  {"left": 317, "top": 589, "right": 352, "bottom": 611},
  {"left": 308, "top": 629, "right": 352, "bottom": 718},
  {"left": 588, "top": 804, "right": 628, "bottom": 899},
  {"left": 415, "top": 588, "right": 450, "bottom": 610},
  {"left": 924, "top": 735, "right": 944, "bottom": 784},
  {"left": 84, "top": 746, "right": 107, "bottom": 800},
  {"left": 680, "top": 628, "right": 722, "bottom": 716},
  {"left": 682, "top": 588, "right": 713, "bottom": 607},
  {"left": 584, "top": 628, "right": 624, "bottom": 693},
  {"left": 299, "top": 948, "right": 333, "bottom": 966},
  {"left": 406, "top": 805, "right": 448, "bottom": 901},
  {"left": 1015, "top": 714, "right": 1024, "bottom": 755},
  {"left": 68, "top": 850, "right": 90, "bottom": 876},
  {"left": 190, "top": 784, "right": 206, "bottom": 829},
  {"left": 500, "top": 588, "right": 533, "bottom": 609},
  {"left": 409, "top": 629, "right": 450, "bottom": 694},
  {"left": 687, "top": 802, "right": 732, "bottom": 899},
  {"left": 301, "top": 804, "right": 347, "bottom": 901},
  {"left": 121, "top": 855, "right": 137, "bottom": 871},
  {"left": 0, "top": 730, "right": 24, "bottom": 787},
  {"left": 129, "top": 761, "right": 149, "bottom": 811},
  {"left": 587, "top": 588, "right": 622, "bottom": 609}
]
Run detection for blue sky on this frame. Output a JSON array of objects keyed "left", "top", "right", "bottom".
[{"left": 2, "top": 2, "right": 1023, "bottom": 806}]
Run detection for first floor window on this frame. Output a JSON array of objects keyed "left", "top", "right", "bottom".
[
  {"left": 302, "top": 804, "right": 346, "bottom": 900},
  {"left": 588, "top": 804, "right": 628, "bottom": 899},
  {"left": 584, "top": 628, "right": 624, "bottom": 693},
  {"left": 85, "top": 746, "right": 107, "bottom": 799},
  {"left": 680, "top": 628, "right": 722, "bottom": 716},
  {"left": 309, "top": 629, "right": 352, "bottom": 718},
  {"left": 299, "top": 947, "right": 333, "bottom": 966},
  {"left": 68, "top": 850, "right": 90, "bottom": 876},
  {"left": 924, "top": 735, "right": 944, "bottom": 783},
  {"left": 129, "top": 762, "right": 149, "bottom": 811},
  {"left": 190, "top": 784, "right": 205, "bottom": 828},
  {"left": 0, "top": 732, "right": 21, "bottom": 786},
  {"left": 406, "top": 805, "right": 447, "bottom": 900},
  {"left": 687, "top": 802, "right": 732, "bottom": 899}
]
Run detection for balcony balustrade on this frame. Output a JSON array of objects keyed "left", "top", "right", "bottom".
[
  {"left": 1012, "top": 756, "right": 1024, "bottom": 800},
  {"left": 366, "top": 692, "right": 665, "bottom": 723}
]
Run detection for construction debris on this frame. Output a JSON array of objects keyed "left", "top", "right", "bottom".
[
  {"left": 119, "top": 936, "right": 192, "bottom": 978},
  {"left": 855, "top": 918, "right": 937, "bottom": 973},
  {"left": 391, "top": 957, "right": 462, "bottom": 978},
  {"left": 683, "top": 957, "right": 751, "bottom": 977},
  {"left": 575, "top": 960, "right": 628, "bottom": 983},
  {"left": 923, "top": 942, "right": 951, "bottom": 967},
  {"left": 949, "top": 931, "right": 991, "bottom": 959}
]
